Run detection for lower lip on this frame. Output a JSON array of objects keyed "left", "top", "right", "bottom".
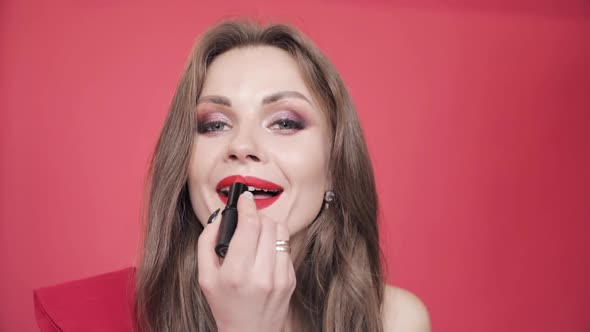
[{"left": 217, "top": 192, "right": 282, "bottom": 210}]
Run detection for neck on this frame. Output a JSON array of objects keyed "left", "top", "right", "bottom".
[
  {"left": 281, "top": 231, "right": 306, "bottom": 332},
  {"left": 287, "top": 228, "right": 308, "bottom": 269},
  {"left": 282, "top": 307, "right": 300, "bottom": 332}
]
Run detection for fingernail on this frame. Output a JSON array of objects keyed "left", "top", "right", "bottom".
[
  {"left": 241, "top": 191, "right": 254, "bottom": 200},
  {"left": 207, "top": 208, "right": 220, "bottom": 224}
]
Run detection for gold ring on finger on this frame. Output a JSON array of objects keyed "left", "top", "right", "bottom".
[{"left": 275, "top": 240, "right": 291, "bottom": 253}]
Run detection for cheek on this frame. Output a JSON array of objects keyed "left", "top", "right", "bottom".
[
  {"left": 273, "top": 133, "right": 329, "bottom": 182},
  {"left": 271, "top": 134, "right": 330, "bottom": 232},
  {"left": 280, "top": 148, "right": 326, "bottom": 183},
  {"left": 189, "top": 140, "right": 209, "bottom": 185},
  {"left": 187, "top": 139, "right": 218, "bottom": 224}
]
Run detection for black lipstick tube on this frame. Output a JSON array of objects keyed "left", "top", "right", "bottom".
[{"left": 215, "top": 182, "right": 248, "bottom": 258}]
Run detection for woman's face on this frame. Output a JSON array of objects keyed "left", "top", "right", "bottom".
[{"left": 188, "top": 46, "right": 332, "bottom": 236}]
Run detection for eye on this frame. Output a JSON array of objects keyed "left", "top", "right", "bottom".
[
  {"left": 197, "top": 121, "right": 230, "bottom": 133},
  {"left": 269, "top": 119, "right": 305, "bottom": 131}
]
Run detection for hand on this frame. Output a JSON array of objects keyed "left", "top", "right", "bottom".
[{"left": 197, "top": 191, "right": 296, "bottom": 332}]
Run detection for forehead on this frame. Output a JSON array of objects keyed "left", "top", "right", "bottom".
[{"left": 201, "top": 46, "right": 312, "bottom": 98}]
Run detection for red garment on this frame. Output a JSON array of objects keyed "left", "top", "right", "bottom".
[{"left": 33, "top": 267, "right": 137, "bottom": 332}]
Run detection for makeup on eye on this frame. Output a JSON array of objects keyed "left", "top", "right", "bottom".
[
  {"left": 266, "top": 110, "right": 306, "bottom": 131},
  {"left": 196, "top": 112, "right": 232, "bottom": 134},
  {"left": 197, "top": 121, "right": 231, "bottom": 134},
  {"left": 196, "top": 110, "right": 307, "bottom": 134}
]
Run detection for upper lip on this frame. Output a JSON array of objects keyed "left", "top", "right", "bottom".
[{"left": 216, "top": 175, "right": 284, "bottom": 193}]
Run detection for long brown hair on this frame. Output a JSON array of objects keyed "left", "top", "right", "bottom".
[{"left": 134, "top": 19, "right": 384, "bottom": 331}]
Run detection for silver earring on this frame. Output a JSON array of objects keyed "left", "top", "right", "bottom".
[{"left": 323, "top": 190, "right": 335, "bottom": 210}]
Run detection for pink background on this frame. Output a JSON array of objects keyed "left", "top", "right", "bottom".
[{"left": 1, "top": 0, "right": 589, "bottom": 331}]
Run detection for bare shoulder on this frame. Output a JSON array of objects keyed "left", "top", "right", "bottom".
[{"left": 382, "top": 284, "right": 431, "bottom": 332}]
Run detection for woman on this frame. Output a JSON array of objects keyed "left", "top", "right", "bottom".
[
  {"left": 135, "top": 19, "right": 430, "bottom": 331},
  {"left": 34, "top": 19, "right": 430, "bottom": 332}
]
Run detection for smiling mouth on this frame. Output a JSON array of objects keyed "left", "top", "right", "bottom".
[{"left": 216, "top": 175, "right": 284, "bottom": 209}]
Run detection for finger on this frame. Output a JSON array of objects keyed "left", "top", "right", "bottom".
[
  {"left": 197, "top": 208, "right": 222, "bottom": 282},
  {"left": 253, "top": 215, "right": 277, "bottom": 274},
  {"left": 222, "top": 191, "right": 261, "bottom": 270},
  {"left": 273, "top": 222, "right": 293, "bottom": 290}
]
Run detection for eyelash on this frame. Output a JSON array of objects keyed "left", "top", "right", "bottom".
[{"left": 196, "top": 118, "right": 305, "bottom": 134}]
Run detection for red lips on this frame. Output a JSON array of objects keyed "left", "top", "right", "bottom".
[{"left": 216, "top": 175, "right": 284, "bottom": 210}]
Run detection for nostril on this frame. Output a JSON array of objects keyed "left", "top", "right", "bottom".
[{"left": 228, "top": 154, "right": 260, "bottom": 162}]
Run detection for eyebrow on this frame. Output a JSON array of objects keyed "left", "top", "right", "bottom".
[
  {"left": 196, "top": 95, "right": 231, "bottom": 107},
  {"left": 196, "top": 90, "right": 312, "bottom": 107}
]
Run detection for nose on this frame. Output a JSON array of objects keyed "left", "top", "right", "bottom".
[{"left": 225, "top": 125, "right": 262, "bottom": 163}]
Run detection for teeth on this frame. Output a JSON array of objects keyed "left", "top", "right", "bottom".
[
  {"left": 219, "top": 185, "right": 282, "bottom": 193},
  {"left": 247, "top": 186, "right": 274, "bottom": 192}
]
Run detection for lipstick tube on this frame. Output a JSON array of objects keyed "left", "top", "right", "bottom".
[{"left": 215, "top": 182, "right": 248, "bottom": 258}]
